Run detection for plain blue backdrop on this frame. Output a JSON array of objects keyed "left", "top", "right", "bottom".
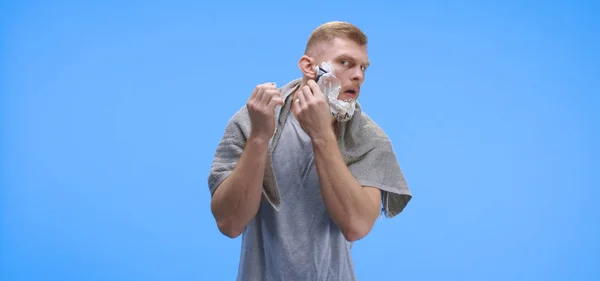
[{"left": 1, "top": 1, "right": 599, "bottom": 280}]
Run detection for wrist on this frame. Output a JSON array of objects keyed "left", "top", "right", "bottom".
[
  {"left": 310, "top": 129, "right": 336, "bottom": 148},
  {"left": 248, "top": 134, "right": 271, "bottom": 148}
]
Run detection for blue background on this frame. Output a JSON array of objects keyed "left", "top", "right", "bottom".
[{"left": 1, "top": 1, "right": 599, "bottom": 280}]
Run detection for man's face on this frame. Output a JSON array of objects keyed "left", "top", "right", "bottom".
[{"left": 317, "top": 37, "right": 369, "bottom": 101}]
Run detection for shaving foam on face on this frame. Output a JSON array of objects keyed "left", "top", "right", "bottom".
[{"left": 314, "top": 61, "right": 356, "bottom": 122}]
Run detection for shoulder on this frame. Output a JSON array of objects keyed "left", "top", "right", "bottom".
[
  {"left": 218, "top": 104, "right": 252, "bottom": 144},
  {"left": 353, "top": 110, "right": 392, "bottom": 144}
]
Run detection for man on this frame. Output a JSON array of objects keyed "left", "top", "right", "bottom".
[{"left": 208, "top": 21, "right": 412, "bottom": 281}]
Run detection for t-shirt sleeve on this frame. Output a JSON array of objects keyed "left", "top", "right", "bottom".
[{"left": 207, "top": 108, "right": 249, "bottom": 196}]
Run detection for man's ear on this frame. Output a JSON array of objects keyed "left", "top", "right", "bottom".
[{"left": 298, "top": 55, "right": 317, "bottom": 80}]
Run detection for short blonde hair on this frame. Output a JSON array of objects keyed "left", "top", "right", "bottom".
[{"left": 304, "top": 21, "right": 368, "bottom": 56}]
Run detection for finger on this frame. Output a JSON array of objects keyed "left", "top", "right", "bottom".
[
  {"left": 267, "top": 95, "right": 283, "bottom": 110},
  {"left": 262, "top": 82, "right": 277, "bottom": 92},
  {"left": 307, "top": 80, "right": 324, "bottom": 98},
  {"left": 291, "top": 96, "right": 299, "bottom": 114},
  {"left": 297, "top": 89, "right": 308, "bottom": 107},
  {"left": 261, "top": 89, "right": 279, "bottom": 105},
  {"left": 254, "top": 86, "right": 266, "bottom": 104},
  {"left": 303, "top": 85, "right": 317, "bottom": 106},
  {"left": 291, "top": 91, "right": 300, "bottom": 113},
  {"left": 255, "top": 82, "right": 276, "bottom": 99},
  {"left": 301, "top": 85, "right": 314, "bottom": 98},
  {"left": 248, "top": 86, "right": 259, "bottom": 102}
]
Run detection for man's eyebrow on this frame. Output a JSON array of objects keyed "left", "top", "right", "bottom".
[{"left": 337, "top": 53, "right": 370, "bottom": 67}]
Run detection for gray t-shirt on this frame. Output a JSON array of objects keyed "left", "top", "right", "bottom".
[{"left": 235, "top": 112, "right": 357, "bottom": 281}]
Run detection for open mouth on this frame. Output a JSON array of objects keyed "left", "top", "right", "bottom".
[{"left": 343, "top": 89, "right": 357, "bottom": 99}]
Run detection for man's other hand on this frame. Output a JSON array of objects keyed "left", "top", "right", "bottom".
[{"left": 246, "top": 82, "right": 284, "bottom": 142}]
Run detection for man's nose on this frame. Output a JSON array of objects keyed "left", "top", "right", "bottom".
[{"left": 350, "top": 67, "right": 364, "bottom": 82}]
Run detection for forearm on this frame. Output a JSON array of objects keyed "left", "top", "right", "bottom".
[
  {"left": 311, "top": 132, "right": 380, "bottom": 241},
  {"left": 211, "top": 136, "right": 269, "bottom": 238}
]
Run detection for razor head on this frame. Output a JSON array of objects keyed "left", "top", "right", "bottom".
[{"left": 315, "top": 66, "right": 328, "bottom": 83}]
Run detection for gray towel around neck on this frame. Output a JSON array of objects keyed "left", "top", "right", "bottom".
[{"left": 208, "top": 78, "right": 412, "bottom": 218}]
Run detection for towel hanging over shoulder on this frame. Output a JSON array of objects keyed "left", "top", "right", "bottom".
[{"left": 208, "top": 78, "right": 412, "bottom": 218}]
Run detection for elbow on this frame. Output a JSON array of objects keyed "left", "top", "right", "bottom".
[
  {"left": 342, "top": 228, "right": 368, "bottom": 242},
  {"left": 341, "top": 221, "right": 373, "bottom": 242},
  {"left": 211, "top": 196, "right": 244, "bottom": 239},
  {"left": 212, "top": 205, "right": 244, "bottom": 238},
  {"left": 216, "top": 218, "right": 244, "bottom": 239}
]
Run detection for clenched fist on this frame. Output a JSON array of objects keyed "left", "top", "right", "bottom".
[{"left": 246, "top": 82, "right": 284, "bottom": 142}]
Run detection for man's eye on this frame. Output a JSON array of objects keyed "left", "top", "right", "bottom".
[{"left": 341, "top": 60, "right": 349, "bottom": 65}]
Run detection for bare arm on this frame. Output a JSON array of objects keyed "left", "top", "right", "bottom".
[
  {"left": 292, "top": 80, "right": 381, "bottom": 242},
  {"left": 311, "top": 131, "right": 381, "bottom": 242},
  {"left": 210, "top": 83, "right": 283, "bottom": 238},
  {"left": 210, "top": 135, "right": 269, "bottom": 238}
]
